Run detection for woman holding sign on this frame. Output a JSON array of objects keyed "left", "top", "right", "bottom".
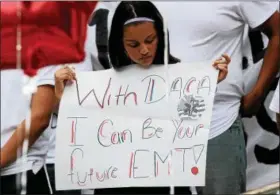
[{"left": 54, "top": 1, "right": 230, "bottom": 194}]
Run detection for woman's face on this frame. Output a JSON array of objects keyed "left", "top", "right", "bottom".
[{"left": 123, "top": 21, "right": 158, "bottom": 68}]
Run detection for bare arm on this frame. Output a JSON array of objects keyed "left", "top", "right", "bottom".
[
  {"left": 254, "top": 12, "right": 279, "bottom": 95},
  {"left": 242, "top": 12, "right": 280, "bottom": 117},
  {"left": 0, "top": 85, "right": 56, "bottom": 168}
]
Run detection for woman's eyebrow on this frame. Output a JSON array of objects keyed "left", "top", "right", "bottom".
[
  {"left": 124, "top": 33, "right": 155, "bottom": 42},
  {"left": 124, "top": 39, "right": 137, "bottom": 42},
  {"left": 145, "top": 33, "right": 156, "bottom": 39}
]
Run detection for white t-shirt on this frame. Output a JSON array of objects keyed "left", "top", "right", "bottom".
[
  {"left": 34, "top": 65, "right": 61, "bottom": 164},
  {"left": 270, "top": 81, "right": 280, "bottom": 114},
  {"left": 1, "top": 68, "right": 54, "bottom": 176},
  {"left": 152, "top": 1, "right": 277, "bottom": 139},
  {"left": 37, "top": 53, "right": 95, "bottom": 164}
]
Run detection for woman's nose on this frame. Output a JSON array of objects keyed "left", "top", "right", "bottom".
[{"left": 140, "top": 44, "right": 149, "bottom": 55}]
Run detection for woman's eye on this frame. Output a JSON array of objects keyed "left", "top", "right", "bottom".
[
  {"left": 127, "top": 42, "right": 139, "bottom": 48},
  {"left": 145, "top": 39, "right": 154, "bottom": 44},
  {"left": 145, "top": 36, "right": 156, "bottom": 44}
]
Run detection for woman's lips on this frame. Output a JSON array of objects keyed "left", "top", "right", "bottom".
[{"left": 140, "top": 56, "right": 152, "bottom": 62}]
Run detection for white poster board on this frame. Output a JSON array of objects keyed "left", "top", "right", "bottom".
[{"left": 55, "top": 62, "right": 218, "bottom": 190}]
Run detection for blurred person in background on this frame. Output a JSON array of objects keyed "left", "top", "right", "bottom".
[{"left": 0, "top": 1, "right": 97, "bottom": 194}]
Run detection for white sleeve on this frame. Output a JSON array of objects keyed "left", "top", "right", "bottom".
[
  {"left": 36, "top": 65, "right": 63, "bottom": 87},
  {"left": 270, "top": 81, "right": 280, "bottom": 114},
  {"left": 238, "top": 1, "right": 278, "bottom": 29}
]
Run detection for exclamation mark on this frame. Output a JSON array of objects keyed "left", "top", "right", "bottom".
[
  {"left": 191, "top": 145, "right": 204, "bottom": 175},
  {"left": 191, "top": 166, "right": 199, "bottom": 175}
]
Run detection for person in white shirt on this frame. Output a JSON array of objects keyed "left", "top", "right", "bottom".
[
  {"left": 270, "top": 81, "right": 280, "bottom": 130},
  {"left": 0, "top": 68, "right": 55, "bottom": 194},
  {"left": 151, "top": 2, "right": 278, "bottom": 194},
  {"left": 0, "top": 55, "right": 94, "bottom": 195},
  {"left": 38, "top": 54, "right": 94, "bottom": 194}
]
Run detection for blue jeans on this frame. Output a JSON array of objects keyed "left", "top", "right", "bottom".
[{"left": 196, "top": 116, "right": 247, "bottom": 194}]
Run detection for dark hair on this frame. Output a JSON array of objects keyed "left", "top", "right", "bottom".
[{"left": 108, "top": 1, "right": 180, "bottom": 69}]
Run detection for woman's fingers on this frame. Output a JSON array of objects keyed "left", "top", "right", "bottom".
[
  {"left": 211, "top": 54, "right": 231, "bottom": 83},
  {"left": 55, "top": 67, "right": 76, "bottom": 83},
  {"left": 213, "top": 54, "right": 231, "bottom": 66},
  {"left": 217, "top": 64, "right": 228, "bottom": 82},
  {"left": 213, "top": 59, "right": 226, "bottom": 66},
  {"left": 56, "top": 72, "right": 71, "bottom": 82},
  {"left": 61, "top": 73, "right": 76, "bottom": 85},
  {"left": 217, "top": 64, "right": 228, "bottom": 72},
  {"left": 68, "top": 67, "right": 76, "bottom": 81},
  {"left": 54, "top": 68, "right": 76, "bottom": 99},
  {"left": 222, "top": 54, "right": 231, "bottom": 63},
  {"left": 63, "top": 66, "right": 76, "bottom": 80}
]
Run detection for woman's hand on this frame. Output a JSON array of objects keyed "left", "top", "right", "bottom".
[
  {"left": 213, "top": 54, "right": 231, "bottom": 83},
  {"left": 54, "top": 65, "right": 76, "bottom": 101}
]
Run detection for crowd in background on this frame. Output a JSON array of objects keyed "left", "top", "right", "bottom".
[{"left": 0, "top": 1, "right": 279, "bottom": 195}]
